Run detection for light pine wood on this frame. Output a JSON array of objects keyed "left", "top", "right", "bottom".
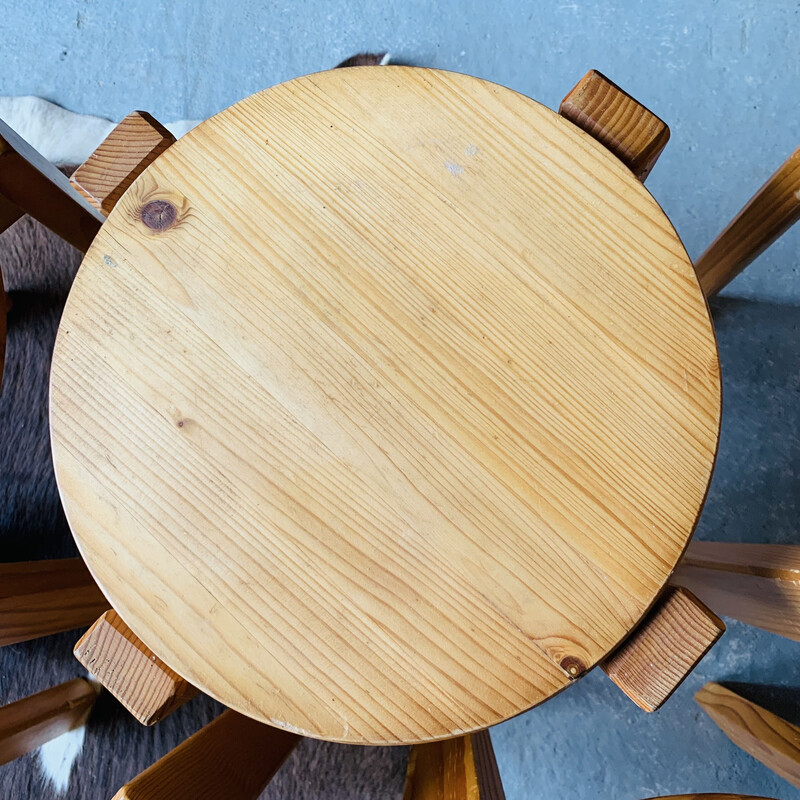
[
  {"left": 71, "top": 111, "right": 176, "bottom": 216},
  {"left": 695, "top": 145, "right": 800, "bottom": 297},
  {"left": 111, "top": 709, "right": 299, "bottom": 800},
  {"left": 0, "top": 558, "right": 110, "bottom": 646},
  {"left": 672, "top": 541, "right": 800, "bottom": 642},
  {"left": 0, "top": 678, "right": 98, "bottom": 766},
  {"left": 67, "top": 112, "right": 195, "bottom": 726},
  {"left": 404, "top": 730, "right": 505, "bottom": 800},
  {"left": 600, "top": 586, "right": 724, "bottom": 711},
  {"left": 558, "top": 69, "right": 670, "bottom": 181},
  {"left": 0, "top": 117, "right": 103, "bottom": 252},
  {"left": 74, "top": 610, "right": 199, "bottom": 725},
  {"left": 50, "top": 66, "right": 720, "bottom": 744},
  {"left": 696, "top": 682, "right": 800, "bottom": 789}
]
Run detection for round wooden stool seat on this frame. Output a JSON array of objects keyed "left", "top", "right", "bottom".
[{"left": 50, "top": 67, "right": 721, "bottom": 745}]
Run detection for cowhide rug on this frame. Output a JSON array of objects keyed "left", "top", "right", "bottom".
[{"left": 0, "top": 53, "right": 408, "bottom": 800}]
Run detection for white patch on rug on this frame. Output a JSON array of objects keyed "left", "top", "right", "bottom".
[
  {"left": 34, "top": 674, "right": 102, "bottom": 795},
  {"left": 36, "top": 724, "right": 88, "bottom": 795},
  {"left": 0, "top": 95, "right": 200, "bottom": 166}
]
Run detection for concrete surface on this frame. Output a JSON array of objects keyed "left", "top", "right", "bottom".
[
  {"left": 0, "top": 0, "right": 798, "bottom": 303},
  {"left": 0, "top": 1, "right": 798, "bottom": 798}
]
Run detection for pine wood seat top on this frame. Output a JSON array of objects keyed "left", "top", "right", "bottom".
[{"left": 50, "top": 67, "right": 721, "bottom": 745}]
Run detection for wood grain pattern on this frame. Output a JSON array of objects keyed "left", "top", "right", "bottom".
[
  {"left": 0, "top": 678, "right": 98, "bottom": 766},
  {"left": 601, "top": 586, "right": 724, "bottom": 711},
  {"left": 111, "top": 709, "right": 298, "bottom": 800},
  {"left": 558, "top": 69, "right": 670, "bottom": 181},
  {"left": 71, "top": 111, "right": 176, "bottom": 216},
  {"left": 672, "top": 542, "right": 800, "bottom": 642},
  {"left": 0, "top": 558, "right": 110, "bottom": 646},
  {"left": 695, "top": 682, "right": 800, "bottom": 789},
  {"left": 0, "top": 118, "right": 103, "bottom": 252},
  {"left": 74, "top": 610, "right": 199, "bottom": 725},
  {"left": 695, "top": 144, "right": 800, "bottom": 297},
  {"left": 50, "top": 66, "right": 720, "bottom": 743},
  {"left": 404, "top": 730, "right": 505, "bottom": 799},
  {"left": 67, "top": 113, "right": 197, "bottom": 727}
]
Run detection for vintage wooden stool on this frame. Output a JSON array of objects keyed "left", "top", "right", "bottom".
[
  {"left": 50, "top": 64, "right": 726, "bottom": 744},
  {"left": 2, "top": 64, "right": 798, "bottom": 797}
]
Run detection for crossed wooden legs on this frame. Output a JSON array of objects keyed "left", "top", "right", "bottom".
[
  {"left": 694, "top": 145, "right": 800, "bottom": 297},
  {"left": 0, "top": 558, "right": 110, "bottom": 647},
  {"left": 0, "top": 111, "right": 175, "bottom": 769},
  {"left": 0, "top": 678, "right": 99, "bottom": 767},
  {"left": 0, "top": 118, "right": 103, "bottom": 253},
  {"left": 111, "top": 710, "right": 299, "bottom": 800},
  {"left": 696, "top": 683, "right": 800, "bottom": 790},
  {"left": 111, "top": 719, "right": 501, "bottom": 800},
  {"left": 404, "top": 731, "right": 505, "bottom": 800},
  {"left": 0, "top": 115, "right": 105, "bottom": 388},
  {"left": 0, "top": 559, "right": 109, "bottom": 763},
  {"left": 672, "top": 542, "right": 800, "bottom": 642},
  {"left": 0, "top": 120, "right": 110, "bottom": 758},
  {"left": 1, "top": 70, "right": 798, "bottom": 797}
]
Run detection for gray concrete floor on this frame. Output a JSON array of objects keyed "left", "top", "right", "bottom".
[{"left": 1, "top": 1, "right": 799, "bottom": 798}]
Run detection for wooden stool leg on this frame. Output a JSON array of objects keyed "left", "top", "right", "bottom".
[
  {"left": 696, "top": 682, "right": 800, "bottom": 789},
  {"left": 0, "top": 114, "right": 105, "bottom": 385},
  {"left": 111, "top": 709, "right": 299, "bottom": 800},
  {"left": 600, "top": 586, "right": 724, "bottom": 711},
  {"left": 0, "top": 678, "right": 99, "bottom": 767},
  {"left": 694, "top": 145, "right": 800, "bottom": 297},
  {"left": 0, "top": 110, "right": 166, "bottom": 385},
  {"left": 0, "top": 559, "right": 110, "bottom": 646},
  {"left": 0, "top": 118, "right": 103, "bottom": 252},
  {"left": 1, "top": 110, "right": 170, "bottom": 386},
  {"left": 559, "top": 70, "right": 670, "bottom": 182},
  {"left": 0, "top": 191, "right": 23, "bottom": 233},
  {"left": 70, "top": 111, "right": 176, "bottom": 216},
  {"left": 74, "top": 610, "right": 198, "bottom": 725},
  {"left": 403, "top": 730, "right": 505, "bottom": 799},
  {"left": 672, "top": 542, "right": 800, "bottom": 641}
]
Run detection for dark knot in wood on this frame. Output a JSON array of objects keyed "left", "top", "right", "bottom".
[
  {"left": 560, "top": 655, "right": 587, "bottom": 679},
  {"left": 140, "top": 200, "right": 177, "bottom": 231}
]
